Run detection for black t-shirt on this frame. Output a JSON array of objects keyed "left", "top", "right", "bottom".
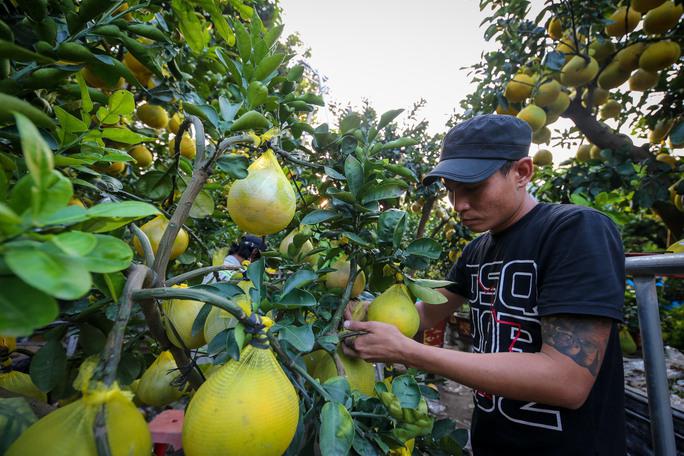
[{"left": 446, "top": 203, "right": 626, "bottom": 456}]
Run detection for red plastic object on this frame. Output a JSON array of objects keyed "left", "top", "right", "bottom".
[
  {"left": 149, "top": 409, "right": 184, "bottom": 456},
  {"left": 423, "top": 319, "right": 447, "bottom": 347}
]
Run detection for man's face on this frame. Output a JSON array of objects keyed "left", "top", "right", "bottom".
[{"left": 443, "top": 160, "right": 529, "bottom": 233}]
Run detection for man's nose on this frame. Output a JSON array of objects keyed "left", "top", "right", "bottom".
[{"left": 449, "top": 191, "right": 470, "bottom": 212}]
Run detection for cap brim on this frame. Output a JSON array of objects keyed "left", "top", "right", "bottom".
[{"left": 422, "top": 158, "right": 508, "bottom": 185}]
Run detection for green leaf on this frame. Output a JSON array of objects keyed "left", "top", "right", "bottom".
[
  {"left": 78, "top": 235, "right": 133, "bottom": 273},
  {"left": 339, "top": 113, "right": 361, "bottom": 133},
  {"left": 0, "top": 202, "right": 21, "bottom": 226},
  {"left": 381, "top": 137, "right": 418, "bottom": 150},
  {"left": 101, "top": 127, "right": 154, "bottom": 145},
  {"left": 323, "top": 376, "right": 351, "bottom": 405},
  {"left": 92, "top": 272, "right": 126, "bottom": 302},
  {"left": 274, "top": 289, "right": 317, "bottom": 309},
  {"left": 216, "top": 155, "right": 249, "bottom": 179},
  {"left": 172, "top": 0, "right": 210, "bottom": 53},
  {"left": 407, "top": 282, "right": 448, "bottom": 304},
  {"left": 344, "top": 155, "right": 363, "bottom": 199},
  {"left": 51, "top": 231, "right": 97, "bottom": 256},
  {"left": 319, "top": 402, "right": 354, "bottom": 456},
  {"left": 75, "top": 72, "right": 93, "bottom": 114},
  {"left": 281, "top": 269, "right": 317, "bottom": 296},
  {"left": 279, "top": 323, "right": 314, "bottom": 352},
  {"left": 669, "top": 121, "right": 684, "bottom": 145},
  {"left": 0, "top": 275, "right": 58, "bottom": 336},
  {"left": 377, "top": 109, "right": 404, "bottom": 131},
  {"left": 301, "top": 209, "right": 339, "bottom": 225},
  {"left": 0, "top": 397, "right": 37, "bottom": 454},
  {"left": 253, "top": 53, "right": 285, "bottom": 81},
  {"left": 246, "top": 258, "right": 264, "bottom": 310},
  {"left": 134, "top": 171, "right": 174, "bottom": 202},
  {"left": 192, "top": 304, "right": 212, "bottom": 338},
  {"left": 204, "top": 0, "right": 235, "bottom": 45},
  {"left": 324, "top": 166, "right": 346, "bottom": 180},
  {"left": 229, "top": 110, "right": 271, "bottom": 132},
  {"left": 15, "top": 113, "right": 53, "bottom": 190},
  {"left": 234, "top": 20, "right": 252, "bottom": 62},
  {"left": 406, "top": 238, "right": 442, "bottom": 259},
  {"left": 189, "top": 190, "right": 215, "bottom": 219},
  {"left": 5, "top": 242, "right": 91, "bottom": 300},
  {"left": 41, "top": 207, "right": 93, "bottom": 229},
  {"left": 264, "top": 24, "right": 284, "bottom": 48},
  {"left": 360, "top": 182, "right": 407, "bottom": 204},
  {"left": 411, "top": 278, "right": 453, "bottom": 288},
  {"left": 286, "top": 65, "right": 304, "bottom": 82},
  {"left": 78, "top": 322, "right": 106, "bottom": 355},
  {"left": 82, "top": 201, "right": 159, "bottom": 232},
  {"left": 29, "top": 338, "right": 67, "bottom": 392},
  {"left": 378, "top": 209, "right": 406, "bottom": 248},
  {"left": 32, "top": 172, "right": 74, "bottom": 224},
  {"left": 297, "top": 93, "right": 325, "bottom": 106},
  {"left": 98, "top": 90, "right": 135, "bottom": 124},
  {"left": 392, "top": 374, "right": 420, "bottom": 408},
  {"left": 340, "top": 231, "right": 373, "bottom": 248},
  {"left": 54, "top": 106, "right": 88, "bottom": 134}
]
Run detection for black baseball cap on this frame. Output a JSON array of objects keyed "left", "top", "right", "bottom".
[
  {"left": 423, "top": 114, "right": 532, "bottom": 185},
  {"left": 241, "top": 235, "right": 266, "bottom": 251}
]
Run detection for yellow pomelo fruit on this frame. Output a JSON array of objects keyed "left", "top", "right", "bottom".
[
  {"left": 324, "top": 259, "right": 366, "bottom": 298},
  {"left": 312, "top": 349, "right": 376, "bottom": 396},
  {"left": 203, "top": 293, "right": 252, "bottom": 344},
  {"left": 0, "top": 371, "right": 46, "bottom": 402},
  {"left": 599, "top": 100, "right": 622, "bottom": 120},
  {"left": 639, "top": 40, "right": 681, "bottom": 71},
  {"left": 169, "top": 134, "right": 196, "bottom": 159},
  {"left": 0, "top": 336, "right": 16, "bottom": 353},
  {"left": 615, "top": 43, "right": 647, "bottom": 72},
  {"left": 532, "top": 126, "right": 551, "bottom": 144},
  {"left": 136, "top": 103, "right": 168, "bottom": 129},
  {"left": 643, "top": 1, "right": 683, "bottom": 34},
  {"left": 504, "top": 74, "right": 536, "bottom": 103},
  {"left": 533, "top": 149, "right": 553, "bottom": 166},
  {"left": 547, "top": 17, "right": 563, "bottom": 40},
  {"left": 576, "top": 144, "right": 592, "bottom": 162},
  {"left": 163, "top": 288, "right": 206, "bottom": 349},
  {"left": 182, "top": 345, "right": 299, "bottom": 456},
  {"left": 656, "top": 153, "right": 677, "bottom": 168},
  {"left": 619, "top": 327, "right": 637, "bottom": 355},
  {"left": 605, "top": 6, "right": 641, "bottom": 37},
  {"left": 367, "top": 284, "right": 420, "bottom": 338},
  {"left": 598, "top": 61, "right": 631, "bottom": 89},
  {"left": 675, "top": 194, "right": 684, "bottom": 212},
  {"left": 534, "top": 80, "right": 562, "bottom": 107},
  {"left": 495, "top": 102, "right": 520, "bottom": 115},
  {"left": 629, "top": 69, "right": 659, "bottom": 91},
  {"left": 582, "top": 87, "right": 610, "bottom": 107},
  {"left": 560, "top": 55, "right": 599, "bottom": 87},
  {"left": 94, "top": 160, "right": 127, "bottom": 176},
  {"left": 516, "top": 104, "right": 546, "bottom": 132},
  {"left": 649, "top": 118, "right": 675, "bottom": 143},
  {"left": 167, "top": 112, "right": 183, "bottom": 134},
  {"left": 133, "top": 214, "right": 189, "bottom": 260},
  {"left": 128, "top": 145, "right": 153, "bottom": 168},
  {"left": 136, "top": 351, "right": 184, "bottom": 406},
  {"left": 123, "top": 52, "right": 151, "bottom": 78},
  {"left": 632, "top": 0, "right": 666, "bottom": 13},
  {"left": 667, "top": 239, "right": 684, "bottom": 252},
  {"left": 227, "top": 149, "right": 296, "bottom": 235},
  {"left": 589, "top": 39, "right": 616, "bottom": 63},
  {"left": 556, "top": 32, "right": 584, "bottom": 61},
  {"left": 546, "top": 90, "right": 570, "bottom": 116},
  {"left": 590, "top": 144, "right": 603, "bottom": 160},
  {"left": 82, "top": 66, "right": 124, "bottom": 90},
  {"left": 7, "top": 385, "right": 151, "bottom": 456},
  {"left": 279, "top": 228, "right": 317, "bottom": 265}
]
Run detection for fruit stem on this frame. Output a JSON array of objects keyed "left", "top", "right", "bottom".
[
  {"left": 132, "top": 287, "right": 254, "bottom": 327},
  {"left": 327, "top": 256, "right": 360, "bottom": 338},
  {"left": 268, "top": 333, "right": 333, "bottom": 402},
  {"left": 130, "top": 223, "right": 154, "bottom": 268},
  {"left": 94, "top": 404, "right": 113, "bottom": 456},
  {"left": 166, "top": 264, "right": 241, "bottom": 286},
  {"left": 100, "top": 263, "right": 152, "bottom": 386}
]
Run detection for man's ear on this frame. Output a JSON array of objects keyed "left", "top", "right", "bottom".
[{"left": 515, "top": 157, "right": 534, "bottom": 186}]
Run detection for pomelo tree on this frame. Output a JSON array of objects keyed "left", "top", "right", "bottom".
[
  {"left": 459, "top": 0, "right": 683, "bottom": 243},
  {"left": 0, "top": 1, "right": 466, "bottom": 454}
]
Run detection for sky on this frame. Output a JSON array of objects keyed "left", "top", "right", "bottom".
[{"left": 279, "top": 0, "right": 583, "bottom": 164}]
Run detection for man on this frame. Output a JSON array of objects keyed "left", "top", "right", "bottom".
[
  {"left": 202, "top": 235, "right": 266, "bottom": 284},
  {"left": 343, "top": 114, "right": 626, "bottom": 455}
]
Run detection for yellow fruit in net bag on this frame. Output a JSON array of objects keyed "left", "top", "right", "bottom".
[
  {"left": 0, "top": 371, "right": 46, "bottom": 402},
  {"left": 162, "top": 285, "right": 206, "bottom": 349},
  {"left": 7, "top": 384, "right": 151, "bottom": 456},
  {"left": 226, "top": 149, "right": 296, "bottom": 235},
  {"left": 136, "top": 351, "right": 184, "bottom": 407},
  {"left": 182, "top": 344, "right": 299, "bottom": 456},
  {"left": 72, "top": 355, "right": 99, "bottom": 393}
]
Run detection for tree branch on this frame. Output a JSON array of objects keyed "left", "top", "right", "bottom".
[
  {"left": 416, "top": 196, "right": 436, "bottom": 238},
  {"left": 166, "top": 264, "right": 241, "bottom": 286}
]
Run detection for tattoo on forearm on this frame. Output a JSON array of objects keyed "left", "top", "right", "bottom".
[{"left": 541, "top": 316, "right": 610, "bottom": 377}]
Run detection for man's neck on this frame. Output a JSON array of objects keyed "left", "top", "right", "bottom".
[{"left": 491, "top": 194, "right": 538, "bottom": 234}]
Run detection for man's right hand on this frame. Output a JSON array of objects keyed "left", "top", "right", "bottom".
[{"left": 343, "top": 299, "right": 370, "bottom": 321}]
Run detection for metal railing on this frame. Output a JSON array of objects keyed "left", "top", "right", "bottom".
[{"left": 626, "top": 253, "right": 684, "bottom": 456}]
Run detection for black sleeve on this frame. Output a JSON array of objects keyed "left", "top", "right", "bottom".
[{"left": 537, "top": 209, "right": 624, "bottom": 321}]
